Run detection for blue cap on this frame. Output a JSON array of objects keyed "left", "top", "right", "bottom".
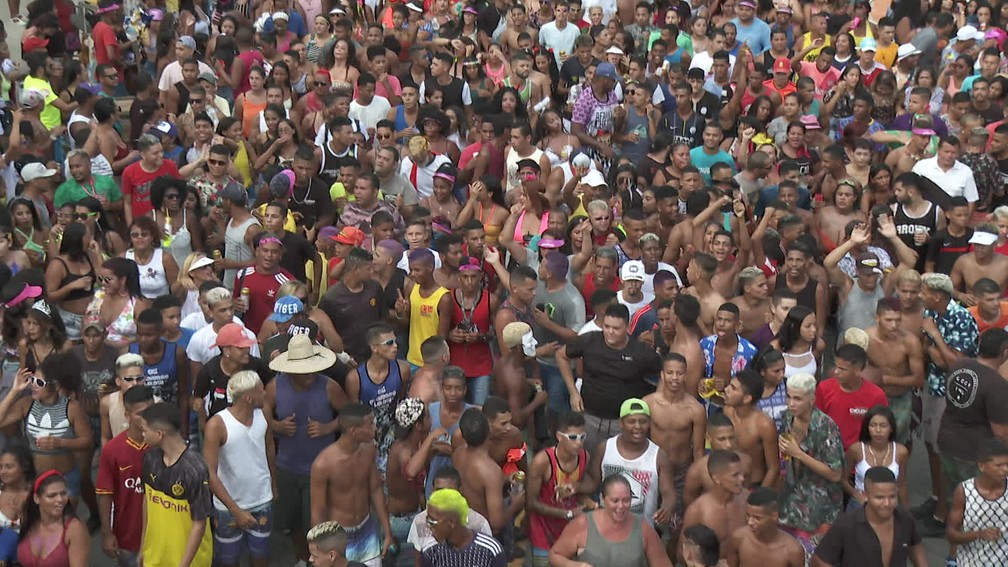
[
  {"left": 268, "top": 296, "right": 304, "bottom": 323},
  {"left": 859, "top": 38, "right": 877, "bottom": 52},
  {"left": 595, "top": 62, "right": 618, "bottom": 80}
]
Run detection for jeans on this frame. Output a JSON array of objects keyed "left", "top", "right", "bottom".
[
  {"left": 539, "top": 363, "right": 570, "bottom": 414},
  {"left": 467, "top": 374, "right": 490, "bottom": 406}
]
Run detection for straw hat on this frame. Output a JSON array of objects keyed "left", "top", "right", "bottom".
[{"left": 269, "top": 334, "right": 337, "bottom": 374}]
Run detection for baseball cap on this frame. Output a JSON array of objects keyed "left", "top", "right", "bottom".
[
  {"left": 210, "top": 323, "right": 256, "bottom": 349},
  {"left": 595, "top": 62, "right": 618, "bottom": 80},
  {"left": 897, "top": 44, "right": 922, "bottom": 61},
  {"left": 912, "top": 127, "right": 936, "bottom": 136},
  {"left": 969, "top": 230, "right": 999, "bottom": 246},
  {"left": 581, "top": 170, "right": 607, "bottom": 187},
  {"left": 776, "top": 5, "right": 793, "bottom": 13},
  {"left": 859, "top": 38, "right": 877, "bottom": 52},
  {"left": 855, "top": 253, "right": 882, "bottom": 275},
  {"left": 620, "top": 260, "right": 645, "bottom": 282},
  {"left": 188, "top": 257, "right": 215, "bottom": 272},
  {"left": 21, "top": 163, "right": 57, "bottom": 182},
  {"left": 619, "top": 398, "right": 651, "bottom": 419},
  {"left": 502, "top": 322, "right": 532, "bottom": 349},
  {"left": 799, "top": 114, "right": 821, "bottom": 130},
  {"left": 772, "top": 57, "right": 790, "bottom": 74},
  {"left": 318, "top": 226, "right": 341, "bottom": 241},
  {"left": 269, "top": 296, "right": 305, "bottom": 322},
  {"left": 82, "top": 316, "right": 106, "bottom": 333},
  {"left": 219, "top": 184, "right": 247, "bottom": 203},
  {"left": 957, "top": 25, "right": 979, "bottom": 42},
  {"left": 176, "top": 36, "right": 197, "bottom": 50},
  {"left": 198, "top": 71, "right": 218, "bottom": 84},
  {"left": 605, "top": 46, "right": 625, "bottom": 56},
  {"left": 154, "top": 121, "right": 178, "bottom": 137},
  {"left": 19, "top": 89, "right": 46, "bottom": 110},
  {"left": 332, "top": 226, "right": 366, "bottom": 246}
]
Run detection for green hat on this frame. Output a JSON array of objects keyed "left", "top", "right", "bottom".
[{"left": 619, "top": 398, "right": 651, "bottom": 419}]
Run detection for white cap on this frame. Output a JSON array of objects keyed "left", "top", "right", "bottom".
[
  {"left": 957, "top": 25, "right": 979, "bottom": 42},
  {"left": 581, "top": 170, "right": 607, "bottom": 187},
  {"left": 621, "top": 260, "right": 646, "bottom": 282},
  {"left": 605, "top": 46, "right": 625, "bottom": 56},
  {"left": 20, "top": 163, "right": 57, "bottom": 182},
  {"left": 188, "top": 257, "right": 216, "bottom": 272},
  {"left": 969, "top": 231, "right": 999, "bottom": 246},
  {"left": 897, "top": 43, "right": 922, "bottom": 61}
]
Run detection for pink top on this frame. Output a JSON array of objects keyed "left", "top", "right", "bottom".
[
  {"left": 485, "top": 61, "right": 506, "bottom": 87},
  {"left": 513, "top": 209, "right": 549, "bottom": 241},
  {"left": 17, "top": 518, "right": 71, "bottom": 567}
]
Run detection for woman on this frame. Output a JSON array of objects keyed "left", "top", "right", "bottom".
[
  {"left": 534, "top": 109, "right": 576, "bottom": 167},
  {"left": 98, "top": 353, "right": 148, "bottom": 443},
  {"left": 0, "top": 226, "right": 29, "bottom": 276},
  {"left": 777, "top": 372, "right": 844, "bottom": 555},
  {"left": 821, "top": 64, "right": 866, "bottom": 125},
  {"left": 9, "top": 198, "right": 48, "bottom": 268},
  {"left": 420, "top": 109, "right": 461, "bottom": 164},
  {"left": 688, "top": 16, "right": 710, "bottom": 55},
  {"left": 150, "top": 178, "right": 201, "bottom": 267},
  {"left": 83, "top": 98, "right": 136, "bottom": 175},
  {"left": 18, "top": 300, "right": 73, "bottom": 375},
  {"left": 653, "top": 142, "right": 692, "bottom": 186},
  {"left": 843, "top": 405, "right": 910, "bottom": 507},
  {"left": 44, "top": 224, "right": 97, "bottom": 342},
  {"left": 255, "top": 103, "right": 287, "bottom": 152},
  {"left": 0, "top": 446, "right": 34, "bottom": 532},
  {"left": 74, "top": 198, "right": 125, "bottom": 259},
  {"left": 504, "top": 181, "right": 549, "bottom": 249},
  {"left": 771, "top": 306, "right": 824, "bottom": 379},
  {"left": 174, "top": 253, "right": 217, "bottom": 321},
  {"left": 89, "top": 258, "right": 148, "bottom": 349},
  {"left": 124, "top": 217, "right": 179, "bottom": 300},
  {"left": 861, "top": 163, "right": 894, "bottom": 215},
  {"left": 217, "top": 117, "right": 256, "bottom": 188},
  {"left": 16, "top": 470, "right": 90, "bottom": 567},
  {"left": 902, "top": 68, "right": 944, "bottom": 114},
  {"left": 0, "top": 355, "right": 92, "bottom": 510},
  {"left": 754, "top": 348, "right": 788, "bottom": 430},
  {"left": 549, "top": 474, "right": 667, "bottom": 566},
  {"left": 456, "top": 177, "right": 509, "bottom": 247},
  {"left": 463, "top": 57, "right": 495, "bottom": 111},
  {"left": 269, "top": 62, "right": 297, "bottom": 113},
  {"left": 490, "top": 86, "right": 529, "bottom": 124},
  {"left": 831, "top": 32, "right": 856, "bottom": 71},
  {"left": 444, "top": 107, "right": 469, "bottom": 150},
  {"left": 870, "top": 70, "right": 899, "bottom": 125},
  {"left": 940, "top": 54, "right": 974, "bottom": 101},
  {"left": 325, "top": 39, "right": 359, "bottom": 92},
  {"left": 254, "top": 117, "right": 300, "bottom": 179},
  {"left": 304, "top": 15, "right": 333, "bottom": 64},
  {"left": 271, "top": 13, "right": 298, "bottom": 52},
  {"left": 483, "top": 44, "right": 509, "bottom": 88},
  {"left": 423, "top": 164, "right": 462, "bottom": 221},
  {"left": 234, "top": 66, "right": 269, "bottom": 139}
]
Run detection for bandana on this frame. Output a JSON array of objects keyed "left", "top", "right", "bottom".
[
  {"left": 395, "top": 398, "right": 426, "bottom": 429},
  {"left": 458, "top": 257, "right": 482, "bottom": 271}
]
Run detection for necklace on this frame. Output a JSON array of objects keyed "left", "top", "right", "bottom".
[{"left": 867, "top": 441, "right": 891, "bottom": 466}]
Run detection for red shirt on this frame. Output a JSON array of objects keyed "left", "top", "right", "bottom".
[
  {"left": 448, "top": 288, "right": 493, "bottom": 377},
  {"left": 815, "top": 377, "right": 889, "bottom": 449},
  {"left": 233, "top": 266, "right": 294, "bottom": 334},
  {"left": 122, "top": 160, "right": 181, "bottom": 220},
  {"left": 95, "top": 432, "right": 147, "bottom": 552},
  {"left": 968, "top": 302, "right": 1008, "bottom": 333},
  {"left": 92, "top": 21, "right": 120, "bottom": 74},
  {"left": 580, "top": 273, "right": 621, "bottom": 319}
]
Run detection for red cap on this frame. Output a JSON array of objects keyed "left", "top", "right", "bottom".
[
  {"left": 210, "top": 323, "right": 256, "bottom": 349},
  {"left": 331, "top": 226, "right": 366, "bottom": 246},
  {"left": 22, "top": 36, "right": 49, "bottom": 53},
  {"left": 773, "top": 57, "right": 791, "bottom": 74}
]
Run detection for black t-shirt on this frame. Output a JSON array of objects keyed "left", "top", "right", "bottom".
[
  {"left": 559, "top": 57, "right": 598, "bottom": 89},
  {"left": 319, "top": 281, "right": 386, "bottom": 363},
  {"left": 694, "top": 91, "right": 722, "bottom": 123},
  {"left": 288, "top": 177, "right": 334, "bottom": 230},
  {"left": 194, "top": 355, "right": 274, "bottom": 418},
  {"left": 814, "top": 505, "right": 920, "bottom": 567},
  {"left": 279, "top": 231, "right": 317, "bottom": 282},
  {"left": 938, "top": 358, "right": 1008, "bottom": 460},
  {"left": 566, "top": 332, "right": 662, "bottom": 418},
  {"left": 925, "top": 227, "right": 974, "bottom": 275},
  {"left": 380, "top": 268, "right": 408, "bottom": 315},
  {"left": 262, "top": 318, "right": 321, "bottom": 360}
]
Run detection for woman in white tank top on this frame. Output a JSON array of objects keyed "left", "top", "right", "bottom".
[
  {"left": 771, "top": 305, "right": 825, "bottom": 379},
  {"left": 125, "top": 217, "right": 179, "bottom": 299},
  {"left": 843, "top": 406, "right": 909, "bottom": 508}
]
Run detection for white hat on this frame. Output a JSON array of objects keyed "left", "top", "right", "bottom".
[
  {"left": 969, "top": 231, "right": 999, "bottom": 246},
  {"left": 897, "top": 43, "right": 922, "bottom": 61},
  {"left": 269, "top": 334, "right": 338, "bottom": 374},
  {"left": 621, "top": 260, "right": 646, "bottom": 282},
  {"left": 605, "top": 46, "right": 625, "bottom": 56},
  {"left": 581, "top": 170, "right": 607, "bottom": 187},
  {"left": 957, "top": 25, "right": 979, "bottom": 42},
  {"left": 20, "top": 163, "right": 57, "bottom": 182},
  {"left": 188, "top": 256, "right": 215, "bottom": 272},
  {"left": 329, "top": 6, "right": 346, "bottom": 14}
]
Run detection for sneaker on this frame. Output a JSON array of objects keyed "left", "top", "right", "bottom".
[
  {"left": 911, "top": 497, "right": 937, "bottom": 519},
  {"left": 10, "top": 15, "right": 25, "bottom": 24},
  {"left": 917, "top": 515, "right": 946, "bottom": 539},
  {"left": 945, "top": 557, "right": 958, "bottom": 567}
]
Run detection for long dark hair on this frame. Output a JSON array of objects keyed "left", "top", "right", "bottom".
[
  {"left": 76, "top": 197, "right": 117, "bottom": 258},
  {"left": 18, "top": 472, "right": 72, "bottom": 544},
  {"left": 775, "top": 305, "right": 814, "bottom": 353},
  {"left": 0, "top": 446, "right": 35, "bottom": 490},
  {"left": 103, "top": 257, "right": 143, "bottom": 300},
  {"left": 859, "top": 405, "right": 897, "bottom": 443},
  {"left": 58, "top": 222, "right": 88, "bottom": 263},
  {"left": 8, "top": 197, "right": 44, "bottom": 232}
]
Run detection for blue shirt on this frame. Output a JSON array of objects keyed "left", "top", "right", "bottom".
[
  {"left": 924, "top": 300, "right": 979, "bottom": 396},
  {"left": 263, "top": 13, "right": 307, "bottom": 37},
  {"left": 732, "top": 18, "right": 772, "bottom": 55},
  {"left": 690, "top": 147, "right": 737, "bottom": 183}
]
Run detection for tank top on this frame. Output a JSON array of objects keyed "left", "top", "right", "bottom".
[
  {"left": 17, "top": 517, "right": 71, "bottom": 567},
  {"left": 837, "top": 283, "right": 885, "bottom": 340},
  {"left": 165, "top": 209, "right": 193, "bottom": 267},
  {"left": 529, "top": 447, "right": 588, "bottom": 550},
  {"left": 213, "top": 408, "right": 273, "bottom": 510},
  {"left": 599, "top": 437, "right": 661, "bottom": 520},
  {"left": 319, "top": 140, "right": 358, "bottom": 187},
  {"left": 393, "top": 105, "right": 412, "bottom": 135},
  {"left": 893, "top": 202, "right": 939, "bottom": 272},
  {"left": 358, "top": 360, "right": 404, "bottom": 474},
  {"left": 449, "top": 289, "right": 493, "bottom": 377},
  {"left": 425, "top": 401, "right": 477, "bottom": 497},
  {"left": 241, "top": 98, "right": 268, "bottom": 139},
  {"left": 108, "top": 391, "right": 130, "bottom": 438},
  {"left": 54, "top": 257, "right": 95, "bottom": 302},
  {"left": 106, "top": 294, "right": 138, "bottom": 344},
  {"left": 503, "top": 76, "right": 532, "bottom": 103},
  {"left": 505, "top": 147, "right": 546, "bottom": 192},
  {"left": 790, "top": 277, "right": 819, "bottom": 313},
  {"left": 406, "top": 285, "right": 450, "bottom": 366},
  {"left": 126, "top": 248, "right": 170, "bottom": 298},
  {"left": 853, "top": 442, "right": 900, "bottom": 492},
  {"left": 26, "top": 396, "right": 74, "bottom": 456},
  {"left": 128, "top": 341, "right": 179, "bottom": 403},
  {"left": 224, "top": 216, "right": 261, "bottom": 289},
  {"left": 958, "top": 478, "right": 1008, "bottom": 565},
  {"left": 484, "top": 61, "right": 506, "bottom": 87},
  {"left": 182, "top": 288, "right": 201, "bottom": 321},
  {"left": 274, "top": 373, "right": 336, "bottom": 475},
  {"left": 800, "top": 32, "right": 831, "bottom": 62},
  {"left": 576, "top": 512, "right": 647, "bottom": 566},
  {"left": 782, "top": 346, "right": 818, "bottom": 378},
  {"left": 756, "top": 381, "right": 788, "bottom": 431}
]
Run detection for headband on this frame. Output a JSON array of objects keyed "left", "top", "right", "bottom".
[
  {"left": 258, "top": 236, "right": 283, "bottom": 248},
  {"left": 34, "top": 469, "right": 63, "bottom": 495},
  {"left": 458, "top": 257, "right": 482, "bottom": 271},
  {"left": 32, "top": 300, "right": 53, "bottom": 319}
]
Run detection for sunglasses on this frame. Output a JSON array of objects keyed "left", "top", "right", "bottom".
[
  {"left": 374, "top": 338, "right": 396, "bottom": 347},
  {"left": 121, "top": 374, "right": 144, "bottom": 383},
  {"left": 425, "top": 517, "right": 440, "bottom": 527},
  {"left": 208, "top": 159, "right": 227, "bottom": 166},
  {"left": 72, "top": 212, "right": 97, "bottom": 221},
  {"left": 190, "top": 98, "right": 205, "bottom": 104},
  {"left": 376, "top": 133, "right": 392, "bottom": 140},
  {"left": 561, "top": 432, "right": 587, "bottom": 441},
  {"left": 105, "top": 73, "right": 118, "bottom": 79},
  {"left": 31, "top": 376, "right": 47, "bottom": 388}
]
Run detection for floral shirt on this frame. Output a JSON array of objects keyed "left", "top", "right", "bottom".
[
  {"left": 924, "top": 300, "right": 979, "bottom": 396},
  {"left": 960, "top": 151, "right": 1000, "bottom": 205},
  {"left": 779, "top": 408, "right": 844, "bottom": 532},
  {"left": 700, "top": 333, "right": 758, "bottom": 378}
]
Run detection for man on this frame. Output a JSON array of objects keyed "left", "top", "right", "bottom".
[
  {"left": 493, "top": 322, "right": 548, "bottom": 431},
  {"left": 56, "top": 149, "right": 122, "bottom": 209},
  {"left": 407, "top": 337, "right": 451, "bottom": 403},
  {"left": 290, "top": 145, "right": 336, "bottom": 235},
  {"left": 951, "top": 227, "right": 1008, "bottom": 306},
  {"left": 699, "top": 303, "right": 758, "bottom": 411},
  {"left": 400, "top": 135, "right": 452, "bottom": 200},
  {"left": 263, "top": 202, "right": 319, "bottom": 296},
  {"left": 122, "top": 133, "right": 182, "bottom": 226},
  {"left": 187, "top": 293, "right": 260, "bottom": 384},
  {"left": 557, "top": 304, "right": 662, "bottom": 450},
  {"left": 967, "top": 278, "right": 1008, "bottom": 332},
  {"left": 725, "top": 488, "right": 805, "bottom": 567},
  {"left": 912, "top": 136, "right": 979, "bottom": 215},
  {"left": 690, "top": 123, "right": 736, "bottom": 184},
  {"left": 865, "top": 298, "right": 925, "bottom": 445},
  {"left": 399, "top": 249, "right": 452, "bottom": 369},
  {"left": 733, "top": 0, "right": 771, "bottom": 55},
  {"left": 97, "top": 385, "right": 154, "bottom": 566},
  {"left": 320, "top": 248, "right": 386, "bottom": 364},
  {"left": 452, "top": 408, "right": 515, "bottom": 546},
  {"left": 409, "top": 466, "right": 493, "bottom": 553},
  {"left": 349, "top": 73, "right": 392, "bottom": 133},
  {"left": 340, "top": 172, "right": 404, "bottom": 245},
  {"left": 683, "top": 253, "right": 725, "bottom": 335},
  {"left": 815, "top": 344, "right": 889, "bottom": 449},
  {"left": 891, "top": 172, "right": 944, "bottom": 272},
  {"left": 233, "top": 232, "right": 294, "bottom": 335},
  {"left": 139, "top": 401, "right": 214, "bottom": 567},
  {"left": 571, "top": 62, "right": 619, "bottom": 166},
  {"left": 680, "top": 450, "right": 749, "bottom": 560},
  {"left": 724, "top": 370, "right": 779, "bottom": 489},
  {"left": 129, "top": 309, "right": 189, "bottom": 436},
  {"left": 539, "top": 1, "right": 581, "bottom": 66},
  {"left": 683, "top": 414, "right": 753, "bottom": 507},
  {"left": 946, "top": 439, "right": 1008, "bottom": 566},
  {"left": 502, "top": 51, "right": 544, "bottom": 110},
  {"left": 157, "top": 36, "right": 214, "bottom": 102},
  {"left": 420, "top": 52, "right": 473, "bottom": 114},
  {"left": 533, "top": 253, "right": 585, "bottom": 414},
  {"left": 192, "top": 324, "right": 272, "bottom": 428},
  {"left": 918, "top": 272, "right": 980, "bottom": 533},
  {"left": 307, "top": 522, "right": 367, "bottom": 567},
  {"left": 892, "top": 86, "right": 950, "bottom": 137},
  {"left": 422, "top": 488, "right": 507, "bottom": 567},
  {"left": 617, "top": 260, "right": 653, "bottom": 314},
  {"left": 587, "top": 398, "right": 677, "bottom": 527},
  {"left": 310, "top": 403, "right": 392, "bottom": 565},
  {"left": 494, "top": 265, "right": 537, "bottom": 355},
  {"left": 218, "top": 183, "right": 263, "bottom": 289},
  {"left": 812, "top": 467, "right": 926, "bottom": 567},
  {"left": 204, "top": 371, "right": 275, "bottom": 567},
  {"left": 374, "top": 146, "right": 420, "bottom": 219}
]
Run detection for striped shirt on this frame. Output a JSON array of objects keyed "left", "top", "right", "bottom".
[{"left": 420, "top": 532, "right": 507, "bottom": 567}]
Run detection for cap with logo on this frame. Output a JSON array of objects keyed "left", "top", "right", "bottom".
[
  {"left": 176, "top": 36, "right": 197, "bottom": 50},
  {"left": 969, "top": 230, "right": 999, "bottom": 246},
  {"left": 595, "top": 62, "right": 618, "bottom": 80},
  {"left": 269, "top": 296, "right": 305, "bottom": 323},
  {"left": 773, "top": 57, "right": 791, "bottom": 74},
  {"left": 855, "top": 253, "right": 883, "bottom": 275},
  {"left": 332, "top": 226, "right": 366, "bottom": 246},
  {"left": 620, "top": 260, "right": 646, "bottom": 282},
  {"left": 210, "top": 323, "right": 257, "bottom": 349}
]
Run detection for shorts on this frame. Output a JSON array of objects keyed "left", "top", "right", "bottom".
[
  {"left": 672, "top": 462, "right": 689, "bottom": 519},
  {"left": 344, "top": 513, "right": 382, "bottom": 564},
  {"left": 58, "top": 307, "right": 83, "bottom": 342},
  {"left": 920, "top": 392, "right": 946, "bottom": 447},
  {"left": 213, "top": 502, "right": 272, "bottom": 564},
  {"left": 940, "top": 454, "right": 979, "bottom": 508},
  {"left": 390, "top": 509, "right": 418, "bottom": 546},
  {"left": 887, "top": 391, "right": 913, "bottom": 445},
  {"left": 62, "top": 466, "right": 81, "bottom": 499},
  {"left": 583, "top": 413, "right": 622, "bottom": 455},
  {"left": 273, "top": 467, "right": 310, "bottom": 533}
]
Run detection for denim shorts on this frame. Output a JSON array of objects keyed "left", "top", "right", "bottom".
[
  {"left": 212, "top": 501, "right": 273, "bottom": 564},
  {"left": 58, "top": 307, "right": 83, "bottom": 342}
]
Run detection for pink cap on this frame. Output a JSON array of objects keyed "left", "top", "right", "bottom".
[{"left": 912, "top": 128, "right": 936, "bottom": 136}]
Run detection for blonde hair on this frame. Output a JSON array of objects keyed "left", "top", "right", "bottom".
[
  {"left": 921, "top": 272, "right": 954, "bottom": 296},
  {"left": 992, "top": 206, "right": 1008, "bottom": 222},
  {"left": 843, "top": 328, "right": 870, "bottom": 350},
  {"left": 277, "top": 280, "right": 307, "bottom": 299},
  {"left": 897, "top": 269, "right": 921, "bottom": 286},
  {"left": 226, "top": 370, "right": 262, "bottom": 401},
  {"left": 177, "top": 252, "right": 207, "bottom": 291},
  {"left": 787, "top": 373, "right": 816, "bottom": 394},
  {"left": 115, "top": 353, "right": 144, "bottom": 374},
  {"left": 206, "top": 287, "right": 232, "bottom": 307}
]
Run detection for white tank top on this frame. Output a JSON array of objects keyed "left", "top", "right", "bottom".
[
  {"left": 212, "top": 408, "right": 273, "bottom": 511},
  {"left": 600, "top": 437, "right": 661, "bottom": 522},
  {"left": 504, "top": 147, "right": 546, "bottom": 193},
  {"left": 126, "top": 248, "right": 170, "bottom": 298},
  {"left": 224, "top": 216, "right": 261, "bottom": 290},
  {"left": 853, "top": 442, "right": 900, "bottom": 492},
  {"left": 783, "top": 346, "right": 818, "bottom": 378}
]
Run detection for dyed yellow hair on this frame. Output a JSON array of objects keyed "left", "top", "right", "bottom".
[{"left": 428, "top": 488, "right": 469, "bottom": 525}]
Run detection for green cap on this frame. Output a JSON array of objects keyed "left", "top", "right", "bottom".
[{"left": 619, "top": 398, "right": 651, "bottom": 419}]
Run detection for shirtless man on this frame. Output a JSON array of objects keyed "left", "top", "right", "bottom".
[
  {"left": 723, "top": 370, "right": 779, "bottom": 489},
  {"left": 407, "top": 336, "right": 451, "bottom": 403},
  {"left": 492, "top": 322, "right": 548, "bottom": 431},
  {"left": 865, "top": 297, "right": 925, "bottom": 445},
  {"left": 500, "top": 5, "right": 539, "bottom": 55},
  {"left": 680, "top": 450, "right": 749, "bottom": 560},
  {"left": 725, "top": 488, "right": 805, "bottom": 567},
  {"left": 683, "top": 414, "right": 753, "bottom": 508},
  {"left": 816, "top": 180, "right": 867, "bottom": 253},
  {"left": 309, "top": 404, "right": 393, "bottom": 565},
  {"left": 883, "top": 121, "right": 936, "bottom": 176},
  {"left": 682, "top": 253, "right": 725, "bottom": 334},
  {"left": 951, "top": 227, "right": 1008, "bottom": 307},
  {"left": 731, "top": 267, "right": 771, "bottom": 340},
  {"left": 691, "top": 195, "right": 750, "bottom": 298},
  {"left": 896, "top": 269, "right": 926, "bottom": 336},
  {"left": 643, "top": 354, "right": 707, "bottom": 526},
  {"left": 667, "top": 295, "right": 706, "bottom": 397}
]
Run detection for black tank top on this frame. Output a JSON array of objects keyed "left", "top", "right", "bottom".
[
  {"left": 318, "top": 140, "right": 358, "bottom": 187},
  {"left": 424, "top": 76, "right": 466, "bottom": 108},
  {"left": 791, "top": 277, "right": 819, "bottom": 313},
  {"left": 893, "top": 202, "right": 939, "bottom": 272}
]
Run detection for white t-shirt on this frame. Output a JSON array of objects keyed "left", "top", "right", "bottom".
[
  {"left": 399, "top": 154, "right": 452, "bottom": 198},
  {"left": 181, "top": 313, "right": 244, "bottom": 332},
  {"left": 407, "top": 508, "right": 492, "bottom": 553},
  {"left": 617, "top": 289, "right": 654, "bottom": 315},
  {"left": 349, "top": 95, "right": 393, "bottom": 132},
  {"left": 157, "top": 60, "right": 215, "bottom": 92},
  {"left": 539, "top": 21, "right": 581, "bottom": 65},
  {"left": 186, "top": 322, "right": 261, "bottom": 364}
]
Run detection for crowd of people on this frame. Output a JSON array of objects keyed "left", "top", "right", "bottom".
[{"left": 1, "top": 0, "right": 1008, "bottom": 565}]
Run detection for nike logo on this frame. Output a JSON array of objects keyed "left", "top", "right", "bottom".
[{"left": 119, "top": 466, "right": 132, "bottom": 471}]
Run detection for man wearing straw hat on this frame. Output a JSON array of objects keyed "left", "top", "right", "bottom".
[{"left": 265, "top": 335, "right": 348, "bottom": 566}]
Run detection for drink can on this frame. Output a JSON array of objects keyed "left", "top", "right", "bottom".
[
  {"left": 241, "top": 287, "right": 250, "bottom": 301},
  {"left": 213, "top": 249, "right": 222, "bottom": 260}
]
